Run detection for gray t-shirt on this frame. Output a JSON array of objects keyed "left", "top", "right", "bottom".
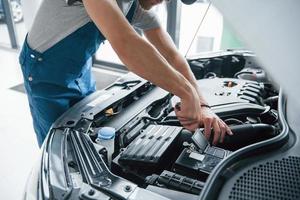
[{"left": 27, "top": 0, "right": 160, "bottom": 53}]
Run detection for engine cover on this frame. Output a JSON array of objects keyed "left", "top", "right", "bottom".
[
  {"left": 170, "top": 78, "right": 267, "bottom": 119},
  {"left": 196, "top": 78, "right": 264, "bottom": 106},
  {"left": 118, "top": 125, "right": 183, "bottom": 171}
]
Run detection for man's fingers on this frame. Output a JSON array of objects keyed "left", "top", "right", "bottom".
[
  {"left": 177, "top": 117, "right": 198, "bottom": 131},
  {"left": 175, "top": 107, "right": 199, "bottom": 131},
  {"left": 184, "top": 123, "right": 199, "bottom": 131},
  {"left": 175, "top": 110, "right": 197, "bottom": 121},
  {"left": 218, "top": 121, "right": 227, "bottom": 143},
  {"left": 177, "top": 116, "right": 197, "bottom": 123},
  {"left": 179, "top": 120, "right": 199, "bottom": 131},
  {"left": 212, "top": 119, "right": 221, "bottom": 145},
  {"left": 227, "top": 125, "right": 234, "bottom": 135},
  {"left": 203, "top": 118, "right": 213, "bottom": 140},
  {"left": 174, "top": 101, "right": 233, "bottom": 143},
  {"left": 177, "top": 115, "right": 191, "bottom": 121},
  {"left": 180, "top": 120, "right": 197, "bottom": 126},
  {"left": 174, "top": 101, "right": 199, "bottom": 121}
]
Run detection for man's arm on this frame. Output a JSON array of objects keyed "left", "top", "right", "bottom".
[
  {"left": 144, "top": 27, "right": 204, "bottom": 100},
  {"left": 144, "top": 27, "right": 232, "bottom": 144},
  {"left": 83, "top": 0, "right": 201, "bottom": 128}
]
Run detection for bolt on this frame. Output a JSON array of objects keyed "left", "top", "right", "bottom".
[
  {"left": 99, "top": 177, "right": 112, "bottom": 187},
  {"left": 88, "top": 189, "right": 95, "bottom": 196},
  {"left": 124, "top": 185, "right": 132, "bottom": 192}
]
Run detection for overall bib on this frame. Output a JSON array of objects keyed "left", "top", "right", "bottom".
[{"left": 19, "top": 1, "right": 136, "bottom": 147}]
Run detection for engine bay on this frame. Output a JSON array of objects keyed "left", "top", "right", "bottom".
[{"left": 61, "top": 51, "right": 281, "bottom": 199}]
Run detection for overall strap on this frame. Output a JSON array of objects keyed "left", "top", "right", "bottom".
[{"left": 126, "top": 0, "right": 137, "bottom": 22}]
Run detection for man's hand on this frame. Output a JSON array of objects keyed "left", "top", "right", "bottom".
[
  {"left": 144, "top": 26, "right": 233, "bottom": 145},
  {"left": 174, "top": 88, "right": 202, "bottom": 131},
  {"left": 175, "top": 102, "right": 233, "bottom": 145},
  {"left": 199, "top": 107, "right": 233, "bottom": 145}
]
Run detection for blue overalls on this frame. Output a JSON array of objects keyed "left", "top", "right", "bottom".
[{"left": 19, "top": 1, "right": 137, "bottom": 147}]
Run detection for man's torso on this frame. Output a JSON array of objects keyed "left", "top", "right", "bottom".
[{"left": 27, "top": 0, "right": 160, "bottom": 53}]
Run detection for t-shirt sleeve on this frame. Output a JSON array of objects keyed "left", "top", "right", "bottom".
[{"left": 131, "top": 4, "right": 161, "bottom": 31}]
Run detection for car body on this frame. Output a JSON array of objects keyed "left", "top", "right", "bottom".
[
  {"left": 0, "top": 0, "right": 23, "bottom": 23},
  {"left": 23, "top": 1, "right": 300, "bottom": 200}
]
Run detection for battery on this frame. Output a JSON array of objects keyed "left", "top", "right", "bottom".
[{"left": 173, "top": 148, "right": 223, "bottom": 181}]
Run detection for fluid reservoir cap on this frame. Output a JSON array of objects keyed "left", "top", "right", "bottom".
[{"left": 97, "top": 127, "right": 116, "bottom": 140}]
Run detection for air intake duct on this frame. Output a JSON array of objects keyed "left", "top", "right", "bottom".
[{"left": 217, "top": 124, "right": 276, "bottom": 151}]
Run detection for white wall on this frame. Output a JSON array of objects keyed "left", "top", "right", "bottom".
[
  {"left": 179, "top": 3, "right": 223, "bottom": 55},
  {"left": 21, "top": 0, "right": 42, "bottom": 31}
]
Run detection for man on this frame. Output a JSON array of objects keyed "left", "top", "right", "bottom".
[{"left": 19, "top": 0, "right": 232, "bottom": 147}]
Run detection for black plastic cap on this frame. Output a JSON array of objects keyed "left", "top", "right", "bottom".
[{"left": 181, "top": 0, "right": 197, "bottom": 5}]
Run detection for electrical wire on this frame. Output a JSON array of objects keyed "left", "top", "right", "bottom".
[{"left": 224, "top": 118, "right": 244, "bottom": 125}]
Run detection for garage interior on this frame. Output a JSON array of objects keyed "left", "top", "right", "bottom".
[
  {"left": 0, "top": 1, "right": 231, "bottom": 198},
  {"left": 1, "top": 0, "right": 299, "bottom": 200},
  {"left": 0, "top": 0, "right": 256, "bottom": 199}
]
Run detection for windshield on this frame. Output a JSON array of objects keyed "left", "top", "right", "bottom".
[{"left": 179, "top": 0, "right": 245, "bottom": 57}]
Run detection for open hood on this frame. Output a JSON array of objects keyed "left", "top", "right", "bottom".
[{"left": 210, "top": 0, "right": 300, "bottom": 107}]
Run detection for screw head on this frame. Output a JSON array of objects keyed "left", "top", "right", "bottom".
[
  {"left": 99, "top": 177, "right": 112, "bottom": 187},
  {"left": 88, "top": 189, "right": 95, "bottom": 196},
  {"left": 124, "top": 185, "right": 132, "bottom": 192}
]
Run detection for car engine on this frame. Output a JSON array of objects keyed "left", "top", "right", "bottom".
[{"left": 55, "top": 51, "right": 281, "bottom": 199}]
